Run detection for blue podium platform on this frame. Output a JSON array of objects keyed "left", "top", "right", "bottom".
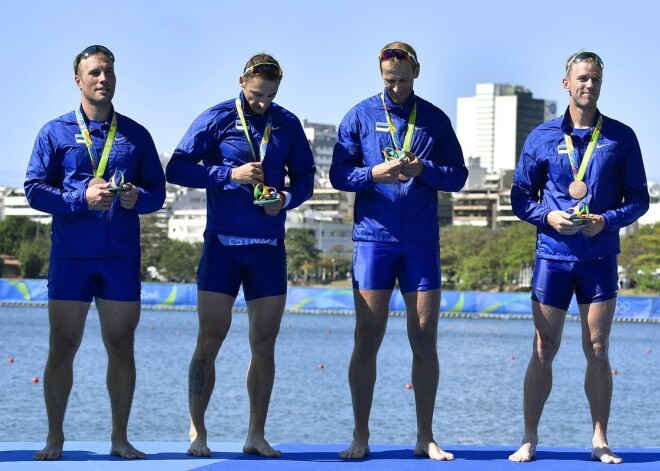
[{"left": 1, "top": 442, "right": 659, "bottom": 470}]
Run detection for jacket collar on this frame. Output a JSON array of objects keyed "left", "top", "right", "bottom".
[
  {"left": 381, "top": 89, "right": 416, "bottom": 114},
  {"left": 560, "top": 106, "right": 602, "bottom": 134}
]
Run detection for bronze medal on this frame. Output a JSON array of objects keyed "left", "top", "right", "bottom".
[
  {"left": 88, "top": 177, "right": 106, "bottom": 188},
  {"left": 568, "top": 180, "right": 587, "bottom": 199}
]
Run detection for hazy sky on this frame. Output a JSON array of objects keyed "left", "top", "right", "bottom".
[{"left": 1, "top": 0, "right": 658, "bottom": 187}]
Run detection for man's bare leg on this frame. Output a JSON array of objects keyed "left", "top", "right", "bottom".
[
  {"left": 243, "top": 295, "right": 286, "bottom": 457},
  {"left": 339, "top": 289, "right": 391, "bottom": 459},
  {"left": 34, "top": 300, "right": 90, "bottom": 460},
  {"left": 188, "top": 291, "right": 233, "bottom": 457},
  {"left": 580, "top": 299, "right": 623, "bottom": 464},
  {"left": 404, "top": 290, "right": 453, "bottom": 461},
  {"left": 96, "top": 298, "right": 145, "bottom": 459},
  {"left": 509, "top": 301, "right": 566, "bottom": 462}
]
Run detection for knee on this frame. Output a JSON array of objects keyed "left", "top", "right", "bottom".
[
  {"left": 584, "top": 339, "right": 609, "bottom": 364},
  {"left": 249, "top": 329, "right": 280, "bottom": 358},
  {"left": 48, "top": 333, "right": 83, "bottom": 365},
  {"left": 534, "top": 334, "right": 560, "bottom": 365},
  {"left": 195, "top": 331, "right": 226, "bottom": 359},
  {"left": 408, "top": 330, "right": 437, "bottom": 361},
  {"left": 354, "top": 323, "right": 386, "bottom": 354}
]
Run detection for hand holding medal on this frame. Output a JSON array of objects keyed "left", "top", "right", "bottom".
[
  {"left": 108, "top": 170, "right": 129, "bottom": 192},
  {"left": 253, "top": 183, "right": 281, "bottom": 206},
  {"left": 567, "top": 201, "right": 591, "bottom": 224}
]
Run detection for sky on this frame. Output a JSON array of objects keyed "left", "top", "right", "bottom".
[{"left": 1, "top": 0, "right": 659, "bottom": 188}]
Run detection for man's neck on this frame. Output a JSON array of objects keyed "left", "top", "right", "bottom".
[
  {"left": 568, "top": 103, "right": 597, "bottom": 129},
  {"left": 81, "top": 100, "right": 112, "bottom": 122}
]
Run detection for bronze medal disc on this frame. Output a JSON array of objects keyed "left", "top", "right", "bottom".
[
  {"left": 568, "top": 181, "right": 588, "bottom": 199},
  {"left": 88, "top": 177, "right": 106, "bottom": 188}
]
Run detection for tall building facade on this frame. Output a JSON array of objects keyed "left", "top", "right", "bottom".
[
  {"left": 301, "top": 119, "right": 336, "bottom": 188},
  {"left": 457, "top": 83, "right": 556, "bottom": 171}
]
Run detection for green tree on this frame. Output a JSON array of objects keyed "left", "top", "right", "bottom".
[
  {"left": 17, "top": 238, "right": 51, "bottom": 278},
  {"left": 285, "top": 228, "right": 319, "bottom": 281},
  {"left": 140, "top": 213, "right": 169, "bottom": 279},
  {"left": 440, "top": 222, "right": 536, "bottom": 290},
  {"left": 620, "top": 222, "right": 660, "bottom": 293},
  {"left": 154, "top": 238, "right": 202, "bottom": 282},
  {"left": 0, "top": 216, "right": 51, "bottom": 277},
  {"left": 0, "top": 216, "right": 48, "bottom": 256},
  {"left": 440, "top": 225, "right": 492, "bottom": 289}
]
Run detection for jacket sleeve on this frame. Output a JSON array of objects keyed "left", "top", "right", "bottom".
[
  {"left": 330, "top": 110, "right": 376, "bottom": 192},
  {"left": 601, "top": 132, "right": 650, "bottom": 230},
  {"left": 133, "top": 130, "right": 166, "bottom": 214},
  {"left": 282, "top": 121, "right": 316, "bottom": 209},
  {"left": 510, "top": 135, "right": 551, "bottom": 227},
  {"left": 165, "top": 113, "right": 232, "bottom": 189},
  {"left": 24, "top": 125, "right": 89, "bottom": 215},
  {"left": 417, "top": 118, "right": 468, "bottom": 192}
]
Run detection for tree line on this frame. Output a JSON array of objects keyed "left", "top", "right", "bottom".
[{"left": 0, "top": 215, "right": 658, "bottom": 295}]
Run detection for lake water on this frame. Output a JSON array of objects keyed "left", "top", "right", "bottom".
[{"left": 1, "top": 306, "right": 659, "bottom": 448}]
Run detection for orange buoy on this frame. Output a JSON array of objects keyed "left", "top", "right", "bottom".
[
  {"left": 31, "top": 377, "right": 39, "bottom": 383},
  {"left": 317, "top": 364, "right": 324, "bottom": 369},
  {"left": 612, "top": 369, "right": 618, "bottom": 375},
  {"left": 8, "top": 357, "right": 14, "bottom": 363},
  {"left": 405, "top": 384, "right": 412, "bottom": 390}
]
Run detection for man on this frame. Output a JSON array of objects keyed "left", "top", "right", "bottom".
[
  {"left": 25, "top": 45, "right": 166, "bottom": 460},
  {"left": 330, "top": 41, "right": 468, "bottom": 460},
  {"left": 166, "top": 54, "right": 315, "bottom": 458},
  {"left": 509, "top": 50, "right": 649, "bottom": 464}
]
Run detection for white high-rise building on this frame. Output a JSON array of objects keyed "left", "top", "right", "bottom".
[
  {"left": 301, "top": 119, "right": 336, "bottom": 188},
  {"left": 457, "top": 83, "right": 556, "bottom": 172}
]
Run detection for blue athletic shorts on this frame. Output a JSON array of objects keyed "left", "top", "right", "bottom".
[
  {"left": 531, "top": 256, "right": 618, "bottom": 311},
  {"left": 197, "top": 235, "right": 287, "bottom": 301},
  {"left": 352, "top": 241, "right": 440, "bottom": 293},
  {"left": 48, "top": 257, "right": 141, "bottom": 302}
]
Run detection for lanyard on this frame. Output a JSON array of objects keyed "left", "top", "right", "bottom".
[
  {"left": 235, "top": 98, "right": 273, "bottom": 162},
  {"left": 564, "top": 115, "right": 602, "bottom": 182},
  {"left": 75, "top": 107, "right": 117, "bottom": 179},
  {"left": 380, "top": 93, "right": 417, "bottom": 152}
]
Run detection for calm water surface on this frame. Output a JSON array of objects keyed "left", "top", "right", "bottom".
[{"left": 1, "top": 306, "right": 658, "bottom": 448}]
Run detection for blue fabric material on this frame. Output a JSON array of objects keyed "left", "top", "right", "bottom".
[
  {"left": 166, "top": 92, "right": 315, "bottom": 239},
  {"left": 330, "top": 90, "right": 468, "bottom": 243},
  {"left": 511, "top": 108, "right": 650, "bottom": 261},
  {"left": 352, "top": 241, "right": 440, "bottom": 293},
  {"left": 197, "top": 234, "right": 287, "bottom": 300},
  {"left": 25, "top": 109, "right": 166, "bottom": 259},
  {"left": 531, "top": 257, "right": 619, "bottom": 310},
  {"left": 48, "top": 257, "right": 141, "bottom": 302}
]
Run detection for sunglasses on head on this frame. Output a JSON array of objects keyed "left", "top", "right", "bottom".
[
  {"left": 243, "top": 62, "right": 283, "bottom": 79},
  {"left": 379, "top": 48, "right": 417, "bottom": 64},
  {"left": 75, "top": 45, "right": 115, "bottom": 71},
  {"left": 566, "top": 51, "right": 604, "bottom": 72}
]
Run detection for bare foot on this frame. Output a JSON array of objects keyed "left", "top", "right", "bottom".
[
  {"left": 414, "top": 440, "right": 454, "bottom": 460},
  {"left": 339, "top": 440, "right": 370, "bottom": 459},
  {"left": 592, "top": 445, "right": 623, "bottom": 464},
  {"left": 243, "top": 436, "right": 281, "bottom": 457},
  {"left": 34, "top": 441, "right": 64, "bottom": 460},
  {"left": 509, "top": 442, "right": 536, "bottom": 462},
  {"left": 110, "top": 440, "right": 146, "bottom": 459},
  {"left": 187, "top": 436, "right": 212, "bottom": 457}
]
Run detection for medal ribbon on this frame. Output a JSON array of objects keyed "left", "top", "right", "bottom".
[
  {"left": 75, "top": 107, "right": 117, "bottom": 179},
  {"left": 235, "top": 98, "right": 273, "bottom": 162},
  {"left": 380, "top": 93, "right": 417, "bottom": 152},
  {"left": 564, "top": 115, "right": 602, "bottom": 182}
]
